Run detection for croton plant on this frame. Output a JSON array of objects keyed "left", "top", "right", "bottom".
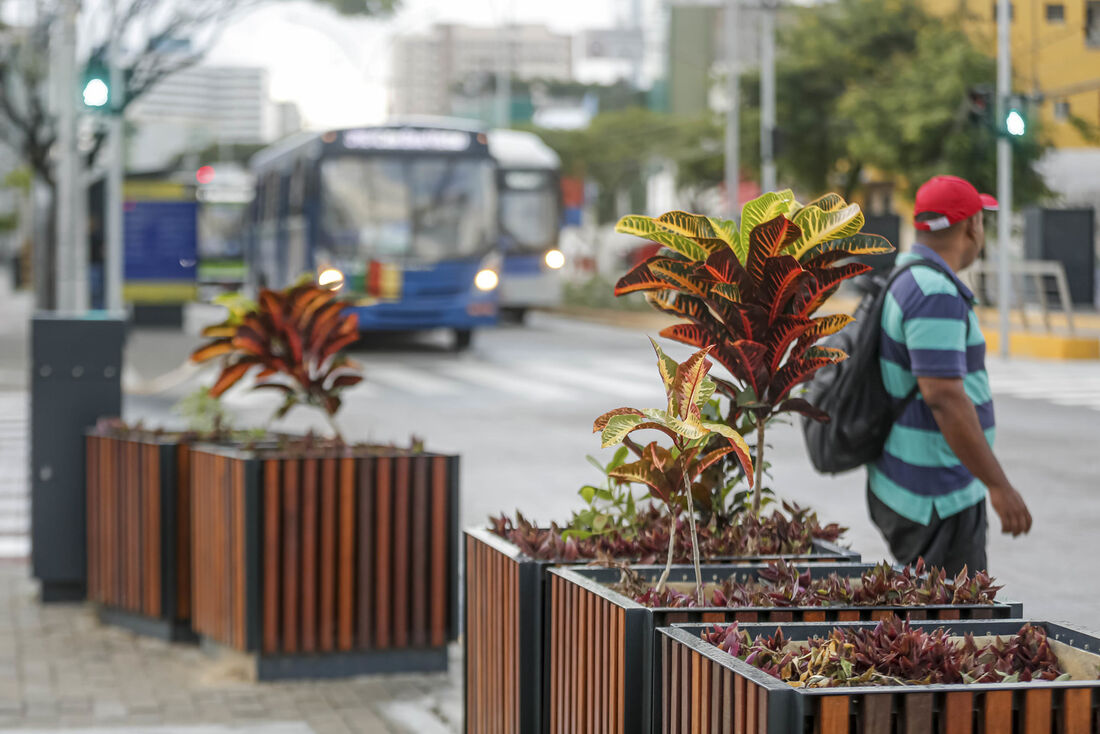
[
  {"left": 614, "top": 190, "right": 894, "bottom": 512},
  {"left": 594, "top": 340, "right": 754, "bottom": 597},
  {"left": 704, "top": 617, "right": 1073, "bottom": 687},
  {"left": 191, "top": 282, "right": 363, "bottom": 441}
]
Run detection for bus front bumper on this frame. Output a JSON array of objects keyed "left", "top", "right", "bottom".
[{"left": 348, "top": 296, "right": 498, "bottom": 331}]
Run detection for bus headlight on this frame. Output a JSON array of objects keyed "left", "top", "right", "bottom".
[
  {"left": 474, "top": 268, "right": 499, "bottom": 291},
  {"left": 544, "top": 249, "right": 565, "bottom": 270},
  {"left": 318, "top": 267, "right": 345, "bottom": 291}
]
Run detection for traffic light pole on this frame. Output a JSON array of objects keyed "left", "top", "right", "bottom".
[
  {"left": 105, "top": 24, "right": 124, "bottom": 313},
  {"left": 760, "top": 1, "right": 777, "bottom": 193},
  {"left": 996, "top": 0, "right": 1011, "bottom": 358},
  {"left": 724, "top": 0, "right": 740, "bottom": 217},
  {"left": 52, "top": 0, "right": 86, "bottom": 312}
]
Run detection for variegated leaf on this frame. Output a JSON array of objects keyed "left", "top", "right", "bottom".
[
  {"left": 798, "top": 233, "right": 894, "bottom": 264},
  {"left": 656, "top": 211, "right": 718, "bottom": 240},
  {"left": 608, "top": 459, "right": 673, "bottom": 505},
  {"left": 746, "top": 215, "right": 802, "bottom": 287},
  {"left": 710, "top": 283, "right": 742, "bottom": 305},
  {"left": 794, "top": 262, "right": 873, "bottom": 316},
  {"left": 801, "top": 346, "right": 848, "bottom": 363},
  {"left": 599, "top": 413, "right": 647, "bottom": 447},
  {"left": 700, "top": 421, "right": 755, "bottom": 486},
  {"left": 646, "top": 291, "right": 716, "bottom": 327},
  {"left": 695, "top": 376, "right": 716, "bottom": 407},
  {"left": 760, "top": 255, "right": 810, "bottom": 323},
  {"left": 615, "top": 215, "right": 712, "bottom": 261},
  {"left": 647, "top": 259, "right": 710, "bottom": 299},
  {"left": 738, "top": 190, "right": 797, "bottom": 263},
  {"left": 706, "top": 216, "right": 741, "bottom": 253},
  {"left": 774, "top": 397, "right": 830, "bottom": 422},
  {"left": 672, "top": 346, "right": 714, "bottom": 421},
  {"left": 767, "top": 356, "right": 838, "bottom": 404},
  {"left": 614, "top": 260, "right": 672, "bottom": 296},
  {"left": 703, "top": 248, "right": 749, "bottom": 287},
  {"left": 593, "top": 407, "right": 645, "bottom": 433},
  {"left": 765, "top": 316, "right": 815, "bottom": 375},
  {"left": 804, "top": 192, "right": 848, "bottom": 213},
  {"left": 649, "top": 338, "right": 680, "bottom": 396},
  {"left": 209, "top": 360, "right": 255, "bottom": 398},
  {"left": 658, "top": 323, "right": 720, "bottom": 352},
  {"left": 786, "top": 203, "right": 866, "bottom": 259},
  {"left": 191, "top": 339, "right": 234, "bottom": 363}
]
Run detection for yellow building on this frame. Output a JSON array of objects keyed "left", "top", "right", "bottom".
[{"left": 925, "top": 0, "right": 1100, "bottom": 148}]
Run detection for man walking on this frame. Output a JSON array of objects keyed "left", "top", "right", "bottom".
[{"left": 868, "top": 175, "right": 1031, "bottom": 575}]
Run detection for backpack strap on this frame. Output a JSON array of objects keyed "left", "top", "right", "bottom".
[{"left": 877, "top": 257, "right": 970, "bottom": 418}]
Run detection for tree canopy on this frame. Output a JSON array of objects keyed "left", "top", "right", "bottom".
[{"left": 739, "top": 0, "right": 1048, "bottom": 204}]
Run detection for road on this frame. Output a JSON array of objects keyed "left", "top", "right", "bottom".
[{"left": 2, "top": 299, "right": 1099, "bottom": 629}]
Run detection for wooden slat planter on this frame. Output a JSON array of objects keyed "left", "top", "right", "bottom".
[
  {"left": 545, "top": 564, "right": 1024, "bottom": 734},
  {"left": 190, "top": 444, "right": 459, "bottom": 680},
  {"left": 661, "top": 620, "right": 1100, "bottom": 734},
  {"left": 463, "top": 527, "right": 859, "bottom": 734},
  {"left": 85, "top": 431, "right": 194, "bottom": 641}
]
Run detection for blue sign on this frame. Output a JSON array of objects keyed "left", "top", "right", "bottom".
[{"left": 124, "top": 200, "right": 198, "bottom": 281}]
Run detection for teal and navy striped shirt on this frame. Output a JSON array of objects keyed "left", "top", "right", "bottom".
[{"left": 868, "top": 244, "right": 993, "bottom": 526}]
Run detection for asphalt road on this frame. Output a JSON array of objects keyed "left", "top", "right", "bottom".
[{"left": 120, "top": 310, "right": 1100, "bottom": 632}]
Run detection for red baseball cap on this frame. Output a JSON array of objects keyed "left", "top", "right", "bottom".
[{"left": 913, "top": 175, "right": 998, "bottom": 231}]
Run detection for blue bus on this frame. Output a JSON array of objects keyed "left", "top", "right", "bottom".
[
  {"left": 247, "top": 120, "right": 501, "bottom": 349},
  {"left": 487, "top": 130, "right": 564, "bottom": 322}
]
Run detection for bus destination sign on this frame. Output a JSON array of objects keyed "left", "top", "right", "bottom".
[{"left": 341, "top": 128, "right": 475, "bottom": 152}]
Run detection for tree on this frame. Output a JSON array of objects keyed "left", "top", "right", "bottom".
[
  {"left": 0, "top": 0, "right": 398, "bottom": 308},
  {"left": 737, "top": 0, "right": 1047, "bottom": 203}
]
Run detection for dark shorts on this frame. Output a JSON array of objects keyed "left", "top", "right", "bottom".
[{"left": 867, "top": 485, "right": 988, "bottom": 576}]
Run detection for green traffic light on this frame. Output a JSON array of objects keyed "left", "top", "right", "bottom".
[
  {"left": 1006, "top": 109, "right": 1026, "bottom": 136},
  {"left": 83, "top": 78, "right": 109, "bottom": 108}
]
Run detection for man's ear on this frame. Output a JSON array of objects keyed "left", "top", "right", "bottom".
[{"left": 964, "top": 213, "right": 981, "bottom": 240}]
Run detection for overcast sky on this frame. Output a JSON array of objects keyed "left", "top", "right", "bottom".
[{"left": 205, "top": 0, "right": 626, "bottom": 129}]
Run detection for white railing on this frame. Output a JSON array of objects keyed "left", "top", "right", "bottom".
[{"left": 965, "top": 260, "right": 1076, "bottom": 334}]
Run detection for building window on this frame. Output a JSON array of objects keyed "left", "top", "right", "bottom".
[
  {"left": 992, "top": 1, "right": 1014, "bottom": 20},
  {"left": 1054, "top": 100, "right": 1071, "bottom": 120},
  {"left": 1089, "top": 2, "right": 1100, "bottom": 47},
  {"left": 1045, "top": 3, "right": 1064, "bottom": 22}
]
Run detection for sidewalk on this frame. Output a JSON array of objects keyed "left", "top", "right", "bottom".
[{"left": 0, "top": 561, "right": 461, "bottom": 733}]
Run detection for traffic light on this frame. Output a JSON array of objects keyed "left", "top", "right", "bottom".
[
  {"left": 966, "top": 84, "right": 994, "bottom": 127},
  {"left": 81, "top": 55, "right": 110, "bottom": 109},
  {"left": 1005, "top": 95, "right": 1027, "bottom": 137}
]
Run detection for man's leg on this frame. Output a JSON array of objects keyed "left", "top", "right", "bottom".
[
  {"left": 867, "top": 485, "right": 941, "bottom": 567},
  {"left": 868, "top": 486, "right": 989, "bottom": 573}
]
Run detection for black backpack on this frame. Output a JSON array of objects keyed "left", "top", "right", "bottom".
[{"left": 801, "top": 259, "right": 958, "bottom": 474}]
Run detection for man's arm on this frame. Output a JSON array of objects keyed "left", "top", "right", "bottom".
[{"left": 916, "top": 376, "right": 1032, "bottom": 536}]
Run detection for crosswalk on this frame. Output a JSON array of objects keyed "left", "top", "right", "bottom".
[
  {"left": 986, "top": 358, "right": 1100, "bottom": 412},
  {"left": 213, "top": 352, "right": 1100, "bottom": 412},
  {"left": 0, "top": 392, "right": 29, "bottom": 559}
]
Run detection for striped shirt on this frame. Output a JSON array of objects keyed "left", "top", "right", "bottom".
[{"left": 868, "top": 244, "right": 994, "bottom": 525}]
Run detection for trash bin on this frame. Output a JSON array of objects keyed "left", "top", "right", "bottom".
[{"left": 30, "top": 313, "right": 125, "bottom": 601}]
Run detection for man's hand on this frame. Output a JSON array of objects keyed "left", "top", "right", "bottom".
[{"left": 987, "top": 484, "right": 1032, "bottom": 537}]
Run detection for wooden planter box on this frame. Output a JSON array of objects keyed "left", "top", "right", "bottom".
[
  {"left": 463, "top": 526, "right": 859, "bottom": 734},
  {"left": 545, "top": 564, "right": 1023, "bottom": 734},
  {"left": 190, "top": 443, "right": 459, "bottom": 680},
  {"left": 661, "top": 620, "right": 1100, "bottom": 734},
  {"left": 85, "top": 430, "right": 194, "bottom": 641}
]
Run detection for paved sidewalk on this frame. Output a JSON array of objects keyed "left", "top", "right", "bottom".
[{"left": 0, "top": 561, "right": 461, "bottom": 733}]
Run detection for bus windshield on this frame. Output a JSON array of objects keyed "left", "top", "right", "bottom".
[
  {"left": 500, "top": 188, "right": 558, "bottom": 252},
  {"left": 320, "top": 155, "right": 496, "bottom": 263}
]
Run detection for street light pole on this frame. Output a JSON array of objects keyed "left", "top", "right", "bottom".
[
  {"left": 760, "top": 0, "right": 777, "bottom": 192},
  {"left": 105, "top": 11, "right": 124, "bottom": 313},
  {"left": 52, "top": 0, "right": 83, "bottom": 312},
  {"left": 724, "top": 0, "right": 740, "bottom": 217},
  {"left": 996, "top": 0, "right": 1012, "bottom": 358}
]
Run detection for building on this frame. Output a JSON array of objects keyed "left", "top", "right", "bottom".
[
  {"left": 126, "top": 66, "right": 273, "bottom": 170},
  {"left": 924, "top": 0, "right": 1100, "bottom": 148},
  {"left": 390, "top": 23, "right": 574, "bottom": 117}
]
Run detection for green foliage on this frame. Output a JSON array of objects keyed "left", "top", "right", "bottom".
[
  {"left": 561, "top": 448, "right": 645, "bottom": 541},
  {"left": 173, "top": 386, "right": 233, "bottom": 436},
  {"left": 308, "top": 0, "right": 401, "bottom": 15},
  {"left": 737, "top": 0, "right": 1048, "bottom": 203}
]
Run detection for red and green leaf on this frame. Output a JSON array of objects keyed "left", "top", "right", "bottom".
[
  {"left": 614, "top": 259, "right": 677, "bottom": 296},
  {"left": 746, "top": 215, "right": 801, "bottom": 287}
]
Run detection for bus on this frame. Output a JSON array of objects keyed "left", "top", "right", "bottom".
[
  {"left": 195, "top": 162, "right": 253, "bottom": 296},
  {"left": 487, "top": 129, "right": 565, "bottom": 321},
  {"left": 247, "top": 120, "right": 501, "bottom": 349}
]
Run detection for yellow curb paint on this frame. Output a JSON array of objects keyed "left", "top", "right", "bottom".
[{"left": 984, "top": 331, "right": 1100, "bottom": 360}]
